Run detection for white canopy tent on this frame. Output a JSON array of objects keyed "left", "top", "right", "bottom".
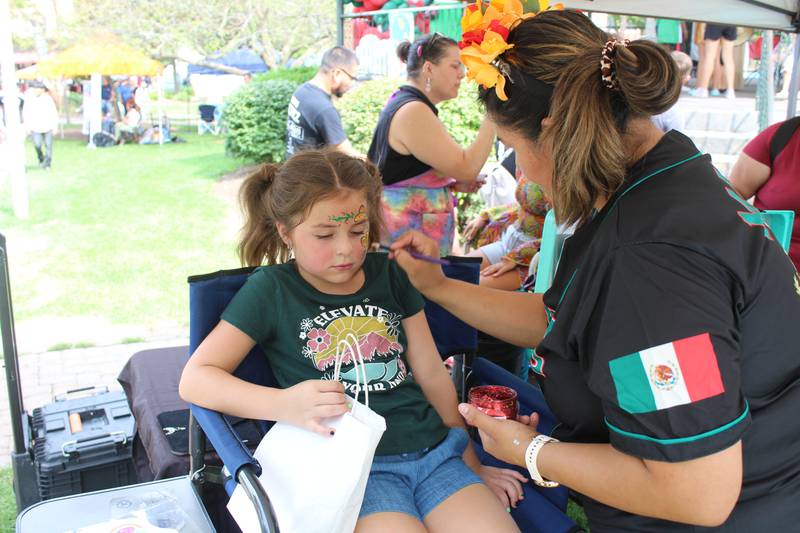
[
  {"left": 560, "top": 0, "right": 800, "bottom": 119},
  {"left": 561, "top": 1, "right": 798, "bottom": 32}
]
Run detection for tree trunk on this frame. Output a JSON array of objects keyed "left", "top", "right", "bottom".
[
  {"left": 176, "top": 52, "right": 249, "bottom": 76},
  {"left": 260, "top": 50, "right": 277, "bottom": 70},
  {"left": 172, "top": 58, "right": 181, "bottom": 91}
]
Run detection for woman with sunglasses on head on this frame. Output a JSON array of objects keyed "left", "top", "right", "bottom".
[
  {"left": 391, "top": 4, "right": 800, "bottom": 531},
  {"left": 367, "top": 33, "right": 496, "bottom": 257}
]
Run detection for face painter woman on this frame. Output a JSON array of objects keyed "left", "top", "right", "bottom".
[{"left": 390, "top": 4, "right": 800, "bottom": 531}]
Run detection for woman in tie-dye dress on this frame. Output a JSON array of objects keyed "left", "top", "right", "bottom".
[{"left": 367, "top": 33, "right": 495, "bottom": 257}]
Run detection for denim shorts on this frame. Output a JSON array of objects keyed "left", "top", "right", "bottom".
[{"left": 359, "top": 428, "right": 483, "bottom": 521}]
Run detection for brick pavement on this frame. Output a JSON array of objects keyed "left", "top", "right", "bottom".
[{"left": 0, "top": 338, "right": 188, "bottom": 468}]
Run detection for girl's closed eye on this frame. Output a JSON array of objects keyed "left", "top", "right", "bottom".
[{"left": 315, "top": 234, "right": 334, "bottom": 240}]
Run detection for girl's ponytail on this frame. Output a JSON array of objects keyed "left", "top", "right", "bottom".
[{"left": 238, "top": 163, "right": 290, "bottom": 267}]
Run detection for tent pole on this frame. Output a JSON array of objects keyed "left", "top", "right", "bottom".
[
  {"left": 158, "top": 75, "right": 164, "bottom": 145},
  {"left": 757, "top": 30, "right": 775, "bottom": 131},
  {"left": 0, "top": 0, "right": 29, "bottom": 219},
  {"left": 88, "top": 73, "right": 102, "bottom": 147},
  {"left": 787, "top": 33, "right": 800, "bottom": 119}
]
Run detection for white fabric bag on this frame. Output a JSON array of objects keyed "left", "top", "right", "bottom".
[
  {"left": 228, "top": 334, "right": 387, "bottom": 533},
  {"left": 478, "top": 146, "right": 517, "bottom": 208}
]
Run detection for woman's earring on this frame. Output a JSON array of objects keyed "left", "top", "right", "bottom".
[{"left": 425, "top": 77, "right": 431, "bottom": 92}]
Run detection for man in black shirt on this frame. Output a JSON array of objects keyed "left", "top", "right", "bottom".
[{"left": 285, "top": 47, "right": 361, "bottom": 158}]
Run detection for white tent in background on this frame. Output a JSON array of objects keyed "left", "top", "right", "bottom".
[
  {"left": 558, "top": 0, "right": 800, "bottom": 120},
  {"left": 35, "top": 35, "right": 165, "bottom": 146}
]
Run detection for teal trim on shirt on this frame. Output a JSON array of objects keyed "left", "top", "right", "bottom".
[
  {"left": 604, "top": 401, "right": 750, "bottom": 445},
  {"left": 604, "top": 152, "right": 704, "bottom": 219}
]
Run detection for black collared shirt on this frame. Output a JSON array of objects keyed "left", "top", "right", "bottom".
[{"left": 535, "top": 131, "right": 800, "bottom": 531}]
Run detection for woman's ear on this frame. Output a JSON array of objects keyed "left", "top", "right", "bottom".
[{"left": 541, "top": 117, "right": 554, "bottom": 130}]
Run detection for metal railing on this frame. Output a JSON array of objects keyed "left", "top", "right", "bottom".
[{"left": 337, "top": 2, "right": 465, "bottom": 78}]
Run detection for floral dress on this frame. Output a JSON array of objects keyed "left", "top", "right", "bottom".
[{"left": 468, "top": 175, "right": 549, "bottom": 280}]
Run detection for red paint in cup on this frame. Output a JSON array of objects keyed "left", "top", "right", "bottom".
[{"left": 468, "top": 385, "right": 518, "bottom": 420}]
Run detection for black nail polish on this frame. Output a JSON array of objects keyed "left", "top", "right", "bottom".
[{"left": 330, "top": 430, "right": 335, "bottom": 436}]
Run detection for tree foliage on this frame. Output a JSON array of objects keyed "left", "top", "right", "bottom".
[
  {"left": 62, "top": 0, "right": 336, "bottom": 69},
  {"left": 223, "top": 68, "right": 316, "bottom": 162}
]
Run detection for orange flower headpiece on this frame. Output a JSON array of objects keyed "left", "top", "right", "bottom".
[{"left": 459, "top": 0, "right": 562, "bottom": 100}]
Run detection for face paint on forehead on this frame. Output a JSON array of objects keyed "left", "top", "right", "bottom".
[
  {"left": 361, "top": 222, "right": 370, "bottom": 250},
  {"left": 329, "top": 204, "right": 366, "bottom": 225}
]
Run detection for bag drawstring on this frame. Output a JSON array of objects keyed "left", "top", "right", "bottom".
[{"left": 333, "top": 333, "right": 369, "bottom": 409}]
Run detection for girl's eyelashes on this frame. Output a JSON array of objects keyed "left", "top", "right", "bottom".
[{"left": 314, "top": 234, "right": 334, "bottom": 240}]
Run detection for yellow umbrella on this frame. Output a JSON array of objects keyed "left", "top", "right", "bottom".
[
  {"left": 15, "top": 63, "right": 40, "bottom": 80},
  {"left": 37, "top": 36, "right": 163, "bottom": 77},
  {"left": 35, "top": 35, "right": 166, "bottom": 146}
]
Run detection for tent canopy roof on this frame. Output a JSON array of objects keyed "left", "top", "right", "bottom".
[
  {"left": 562, "top": 0, "right": 799, "bottom": 32},
  {"left": 37, "top": 35, "right": 164, "bottom": 78},
  {"left": 187, "top": 48, "right": 268, "bottom": 76}
]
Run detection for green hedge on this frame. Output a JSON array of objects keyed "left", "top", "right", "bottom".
[
  {"left": 223, "top": 67, "right": 316, "bottom": 162},
  {"left": 224, "top": 73, "right": 485, "bottom": 165},
  {"left": 258, "top": 66, "right": 317, "bottom": 85},
  {"left": 337, "top": 79, "right": 484, "bottom": 154},
  {"left": 224, "top": 79, "right": 297, "bottom": 162}
]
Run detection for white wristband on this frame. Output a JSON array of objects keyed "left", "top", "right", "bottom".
[{"left": 525, "top": 434, "right": 560, "bottom": 488}]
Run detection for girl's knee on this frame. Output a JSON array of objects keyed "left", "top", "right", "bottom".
[{"left": 356, "top": 512, "right": 428, "bottom": 533}]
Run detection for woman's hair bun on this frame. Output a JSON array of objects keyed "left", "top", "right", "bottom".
[
  {"left": 614, "top": 41, "right": 681, "bottom": 117},
  {"left": 396, "top": 41, "right": 411, "bottom": 64}
]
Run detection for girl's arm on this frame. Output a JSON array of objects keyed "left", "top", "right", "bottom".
[
  {"left": 390, "top": 103, "right": 495, "bottom": 183},
  {"left": 401, "top": 312, "right": 466, "bottom": 429},
  {"left": 179, "top": 320, "right": 348, "bottom": 435},
  {"left": 402, "top": 311, "right": 527, "bottom": 507}
]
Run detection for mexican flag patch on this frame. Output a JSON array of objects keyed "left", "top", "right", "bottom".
[{"left": 609, "top": 333, "right": 725, "bottom": 414}]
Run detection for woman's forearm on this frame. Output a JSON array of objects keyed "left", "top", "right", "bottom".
[
  {"left": 454, "top": 117, "right": 496, "bottom": 182},
  {"left": 537, "top": 441, "right": 741, "bottom": 526},
  {"left": 425, "top": 278, "right": 547, "bottom": 347}
]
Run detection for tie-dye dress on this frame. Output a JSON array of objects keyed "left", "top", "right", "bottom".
[{"left": 367, "top": 85, "right": 457, "bottom": 257}]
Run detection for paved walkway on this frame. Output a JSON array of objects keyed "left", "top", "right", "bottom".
[{"left": 0, "top": 337, "right": 188, "bottom": 468}]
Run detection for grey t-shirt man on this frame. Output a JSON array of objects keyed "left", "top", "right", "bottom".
[{"left": 285, "top": 82, "right": 347, "bottom": 157}]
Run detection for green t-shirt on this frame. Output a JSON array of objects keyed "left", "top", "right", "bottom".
[{"left": 221, "top": 252, "right": 449, "bottom": 455}]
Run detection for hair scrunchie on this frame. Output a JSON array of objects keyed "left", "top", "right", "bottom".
[{"left": 600, "top": 38, "right": 630, "bottom": 90}]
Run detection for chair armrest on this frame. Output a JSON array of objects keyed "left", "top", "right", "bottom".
[
  {"left": 237, "top": 465, "right": 280, "bottom": 533},
  {"left": 471, "top": 357, "right": 558, "bottom": 436},
  {"left": 189, "top": 404, "right": 262, "bottom": 484}
]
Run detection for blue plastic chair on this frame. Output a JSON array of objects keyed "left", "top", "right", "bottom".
[
  {"left": 186, "top": 256, "right": 580, "bottom": 532},
  {"left": 186, "top": 259, "right": 484, "bottom": 532},
  {"left": 762, "top": 210, "right": 794, "bottom": 252}
]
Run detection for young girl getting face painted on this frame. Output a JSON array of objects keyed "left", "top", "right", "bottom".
[{"left": 180, "top": 149, "right": 525, "bottom": 531}]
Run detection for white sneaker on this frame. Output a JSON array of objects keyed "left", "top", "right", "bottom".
[
  {"left": 690, "top": 87, "right": 709, "bottom": 98},
  {"left": 725, "top": 89, "right": 736, "bottom": 100}
]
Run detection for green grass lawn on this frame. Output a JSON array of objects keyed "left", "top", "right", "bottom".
[
  {"left": 0, "top": 131, "right": 246, "bottom": 351},
  {"left": 0, "top": 468, "right": 13, "bottom": 532}
]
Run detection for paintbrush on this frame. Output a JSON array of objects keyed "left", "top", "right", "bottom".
[{"left": 378, "top": 244, "right": 452, "bottom": 266}]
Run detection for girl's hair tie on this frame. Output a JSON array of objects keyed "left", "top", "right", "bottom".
[
  {"left": 416, "top": 45, "right": 423, "bottom": 58},
  {"left": 600, "top": 38, "right": 629, "bottom": 90}
]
